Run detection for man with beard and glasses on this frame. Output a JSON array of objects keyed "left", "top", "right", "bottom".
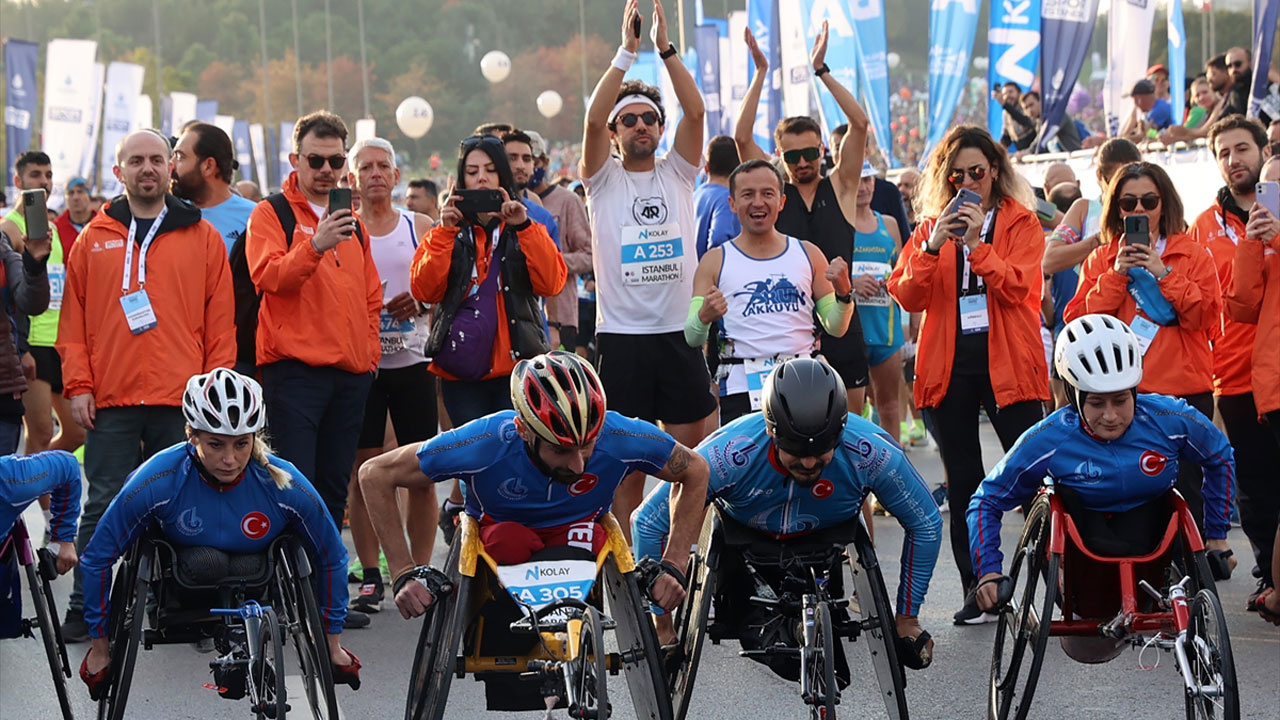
[
  {"left": 358, "top": 351, "right": 709, "bottom": 622},
  {"left": 735, "top": 20, "right": 875, "bottom": 419},
  {"left": 580, "top": 0, "right": 712, "bottom": 543},
  {"left": 1191, "top": 115, "right": 1280, "bottom": 612},
  {"left": 56, "top": 128, "right": 236, "bottom": 641},
  {"left": 1222, "top": 47, "right": 1254, "bottom": 120},
  {"left": 171, "top": 122, "right": 256, "bottom": 254}
]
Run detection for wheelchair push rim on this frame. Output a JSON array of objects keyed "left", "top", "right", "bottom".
[
  {"left": 24, "top": 554, "right": 75, "bottom": 719},
  {"left": 274, "top": 541, "right": 338, "bottom": 720},
  {"left": 566, "top": 604, "right": 609, "bottom": 719},
  {"left": 405, "top": 534, "right": 469, "bottom": 720},
  {"left": 247, "top": 605, "right": 288, "bottom": 719},
  {"left": 849, "top": 516, "right": 909, "bottom": 720},
  {"left": 1181, "top": 588, "right": 1239, "bottom": 720},
  {"left": 670, "top": 510, "right": 719, "bottom": 720},
  {"left": 98, "top": 544, "right": 151, "bottom": 720},
  {"left": 804, "top": 600, "right": 838, "bottom": 720},
  {"left": 602, "top": 556, "right": 674, "bottom": 720}
]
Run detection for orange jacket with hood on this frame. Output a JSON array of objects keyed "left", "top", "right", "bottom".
[
  {"left": 1224, "top": 231, "right": 1280, "bottom": 415},
  {"left": 1189, "top": 200, "right": 1256, "bottom": 396}
]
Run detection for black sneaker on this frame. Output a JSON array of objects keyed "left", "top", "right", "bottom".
[
  {"left": 952, "top": 596, "right": 998, "bottom": 626},
  {"left": 439, "top": 500, "right": 464, "bottom": 545},
  {"left": 349, "top": 582, "right": 384, "bottom": 614},
  {"left": 62, "top": 609, "right": 89, "bottom": 643},
  {"left": 343, "top": 611, "right": 371, "bottom": 629}
]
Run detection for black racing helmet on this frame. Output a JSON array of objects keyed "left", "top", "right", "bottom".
[{"left": 761, "top": 358, "right": 848, "bottom": 457}]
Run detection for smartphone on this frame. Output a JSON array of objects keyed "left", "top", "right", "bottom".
[
  {"left": 1123, "top": 214, "right": 1150, "bottom": 246},
  {"left": 22, "top": 188, "right": 49, "bottom": 241},
  {"left": 328, "top": 187, "right": 353, "bottom": 236},
  {"left": 1035, "top": 197, "right": 1058, "bottom": 224},
  {"left": 632, "top": 14, "right": 642, "bottom": 39},
  {"left": 454, "top": 189, "right": 505, "bottom": 215},
  {"left": 1257, "top": 181, "right": 1280, "bottom": 219},
  {"left": 946, "top": 188, "right": 982, "bottom": 234}
]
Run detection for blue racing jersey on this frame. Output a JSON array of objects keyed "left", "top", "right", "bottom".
[
  {"left": 80, "top": 443, "right": 349, "bottom": 638},
  {"left": 967, "top": 394, "right": 1235, "bottom": 578},
  {"left": 0, "top": 451, "right": 81, "bottom": 543},
  {"left": 417, "top": 410, "right": 675, "bottom": 527},
  {"left": 632, "top": 413, "right": 942, "bottom": 616}
]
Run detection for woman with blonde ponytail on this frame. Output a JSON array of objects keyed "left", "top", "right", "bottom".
[{"left": 77, "top": 369, "right": 364, "bottom": 698}]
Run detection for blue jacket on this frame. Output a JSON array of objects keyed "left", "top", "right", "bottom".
[{"left": 0, "top": 451, "right": 81, "bottom": 543}]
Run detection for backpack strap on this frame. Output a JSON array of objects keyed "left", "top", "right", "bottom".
[{"left": 265, "top": 193, "right": 296, "bottom": 248}]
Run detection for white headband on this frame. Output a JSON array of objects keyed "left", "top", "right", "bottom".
[{"left": 608, "top": 95, "right": 663, "bottom": 125}]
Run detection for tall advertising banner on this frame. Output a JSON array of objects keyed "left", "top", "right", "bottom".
[
  {"left": 196, "top": 99, "right": 218, "bottom": 123},
  {"left": 3, "top": 39, "right": 39, "bottom": 202},
  {"left": 41, "top": 38, "right": 99, "bottom": 208},
  {"left": 79, "top": 62, "right": 106, "bottom": 185},
  {"left": 98, "top": 62, "right": 145, "bottom": 198},
  {"left": 1248, "top": 0, "right": 1279, "bottom": 119},
  {"left": 354, "top": 118, "right": 376, "bottom": 144},
  {"left": 695, "top": 25, "right": 724, "bottom": 140},
  {"left": 168, "top": 92, "right": 198, "bottom": 135},
  {"left": 925, "top": 0, "right": 982, "bottom": 160},
  {"left": 214, "top": 115, "right": 235, "bottom": 139},
  {"left": 1167, "top": 0, "right": 1186, "bottom": 125},
  {"left": 1104, "top": 0, "right": 1157, "bottom": 137},
  {"left": 777, "top": 0, "right": 811, "bottom": 120},
  {"left": 232, "top": 120, "right": 254, "bottom": 184},
  {"left": 728, "top": 12, "right": 750, "bottom": 138},
  {"left": 134, "top": 94, "right": 153, "bottom": 131},
  {"left": 747, "top": 0, "right": 783, "bottom": 152},
  {"left": 249, "top": 122, "right": 268, "bottom": 191},
  {"left": 278, "top": 121, "right": 295, "bottom": 188},
  {"left": 797, "top": 1, "right": 861, "bottom": 136},
  {"left": 850, "top": 0, "right": 894, "bottom": 167},
  {"left": 987, "top": 0, "right": 1042, "bottom": 140},
  {"left": 1038, "top": 0, "right": 1099, "bottom": 151}
]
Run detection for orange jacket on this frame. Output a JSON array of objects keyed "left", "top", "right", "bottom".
[
  {"left": 887, "top": 199, "right": 1049, "bottom": 409},
  {"left": 411, "top": 219, "right": 566, "bottom": 381},
  {"left": 1225, "top": 232, "right": 1280, "bottom": 415},
  {"left": 1189, "top": 204, "right": 1256, "bottom": 396},
  {"left": 56, "top": 195, "right": 235, "bottom": 407},
  {"left": 1064, "top": 232, "right": 1219, "bottom": 396},
  {"left": 245, "top": 173, "right": 381, "bottom": 374}
]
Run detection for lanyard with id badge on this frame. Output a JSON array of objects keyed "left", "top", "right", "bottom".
[
  {"left": 619, "top": 171, "right": 684, "bottom": 287},
  {"left": 958, "top": 210, "right": 997, "bottom": 335},
  {"left": 119, "top": 207, "right": 168, "bottom": 335}
]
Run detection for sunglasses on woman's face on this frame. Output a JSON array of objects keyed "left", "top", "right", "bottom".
[
  {"left": 782, "top": 146, "right": 822, "bottom": 164},
  {"left": 1118, "top": 193, "right": 1161, "bottom": 212},
  {"left": 618, "top": 111, "right": 659, "bottom": 128},
  {"left": 947, "top": 165, "right": 988, "bottom": 185},
  {"left": 304, "top": 153, "right": 347, "bottom": 170}
]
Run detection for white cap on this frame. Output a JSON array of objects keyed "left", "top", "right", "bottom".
[
  {"left": 525, "top": 130, "right": 548, "bottom": 158},
  {"left": 860, "top": 160, "right": 878, "bottom": 178}
]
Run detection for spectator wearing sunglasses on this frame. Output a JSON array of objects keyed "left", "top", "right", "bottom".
[
  {"left": 887, "top": 124, "right": 1049, "bottom": 626},
  {"left": 1222, "top": 47, "right": 1253, "bottom": 120},
  {"left": 1065, "top": 162, "right": 1220, "bottom": 530},
  {"left": 243, "top": 111, "right": 383, "bottom": 558}
]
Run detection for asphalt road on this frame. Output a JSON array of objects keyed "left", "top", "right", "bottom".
[{"left": 3, "top": 424, "right": 1278, "bottom": 720}]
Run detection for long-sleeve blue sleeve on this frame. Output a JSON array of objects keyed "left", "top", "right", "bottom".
[
  {"left": 867, "top": 451, "right": 943, "bottom": 616},
  {"left": 0, "top": 451, "right": 80, "bottom": 543},
  {"left": 1176, "top": 404, "right": 1235, "bottom": 541},
  {"left": 967, "top": 420, "right": 1058, "bottom": 578},
  {"left": 274, "top": 463, "right": 350, "bottom": 635},
  {"left": 632, "top": 483, "right": 673, "bottom": 563}
]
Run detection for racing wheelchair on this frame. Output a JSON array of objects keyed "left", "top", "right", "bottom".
[
  {"left": 989, "top": 486, "right": 1238, "bottom": 720},
  {"left": 405, "top": 513, "right": 672, "bottom": 720},
  {"left": 95, "top": 529, "right": 341, "bottom": 720},
  {"left": 665, "top": 507, "right": 910, "bottom": 720},
  {"left": 0, "top": 517, "right": 75, "bottom": 720}
]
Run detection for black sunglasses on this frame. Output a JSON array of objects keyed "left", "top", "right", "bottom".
[
  {"left": 304, "top": 153, "right": 347, "bottom": 170},
  {"left": 461, "top": 135, "right": 504, "bottom": 151},
  {"left": 1228, "top": 60, "right": 1247, "bottom": 69},
  {"left": 617, "top": 111, "right": 659, "bottom": 128},
  {"left": 1118, "top": 193, "right": 1161, "bottom": 212},
  {"left": 782, "top": 146, "right": 822, "bottom": 164},
  {"left": 947, "top": 165, "right": 988, "bottom": 185}
]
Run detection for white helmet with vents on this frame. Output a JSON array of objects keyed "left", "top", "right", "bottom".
[
  {"left": 182, "top": 368, "right": 267, "bottom": 436},
  {"left": 1054, "top": 314, "right": 1144, "bottom": 394}
]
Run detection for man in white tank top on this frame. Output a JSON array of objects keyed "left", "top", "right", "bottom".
[{"left": 685, "top": 160, "right": 854, "bottom": 424}]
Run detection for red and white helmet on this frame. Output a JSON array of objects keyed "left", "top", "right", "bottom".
[
  {"left": 182, "top": 368, "right": 266, "bottom": 436},
  {"left": 510, "top": 352, "right": 607, "bottom": 447}
]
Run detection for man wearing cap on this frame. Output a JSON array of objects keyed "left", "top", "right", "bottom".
[
  {"left": 525, "top": 129, "right": 592, "bottom": 353},
  {"left": 172, "top": 122, "right": 257, "bottom": 255},
  {"left": 53, "top": 176, "right": 96, "bottom": 253},
  {"left": 1121, "top": 79, "right": 1174, "bottom": 143}
]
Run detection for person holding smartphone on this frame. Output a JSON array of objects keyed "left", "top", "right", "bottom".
[{"left": 887, "top": 124, "right": 1049, "bottom": 625}]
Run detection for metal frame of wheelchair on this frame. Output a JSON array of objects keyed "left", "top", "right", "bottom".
[
  {"left": 404, "top": 513, "right": 673, "bottom": 720},
  {"left": 990, "top": 487, "right": 1239, "bottom": 720},
  {"left": 0, "top": 517, "right": 74, "bottom": 719},
  {"left": 666, "top": 507, "right": 910, "bottom": 720},
  {"left": 95, "top": 530, "right": 341, "bottom": 720}
]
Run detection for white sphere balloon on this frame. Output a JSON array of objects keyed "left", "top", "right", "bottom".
[
  {"left": 395, "top": 96, "right": 434, "bottom": 139},
  {"left": 973, "top": 56, "right": 989, "bottom": 71},
  {"left": 480, "top": 51, "right": 512, "bottom": 83},
  {"left": 886, "top": 52, "right": 901, "bottom": 69},
  {"left": 536, "top": 90, "right": 563, "bottom": 119}
]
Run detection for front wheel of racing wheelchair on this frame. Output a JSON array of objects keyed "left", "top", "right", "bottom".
[{"left": 1, "top": 517, "right": 75, "bottom": 720}]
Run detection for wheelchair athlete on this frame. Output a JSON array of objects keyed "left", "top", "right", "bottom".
[
  {"left": 359, "top": 351, "right": 709, "bottom": 618},
  {"left": 78, "top": 368, "right": 362, "bottom": 696},
  {"left": 633, "top": 358, "right": 943, "bottom": 676},
  {"left": 1, "top": 451, "right": 82, "bottom": 630},
  {"left": 968, "top": 314, "right": 1236, "bottom": 616}
]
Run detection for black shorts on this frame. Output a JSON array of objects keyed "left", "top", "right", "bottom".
[
  {"left": 596, "top": 331, "right": 716, "bottom": 426},
  {"left": 577, "top": 302, "right": 596, "bottom": 346},
  {"left": 358, "top": 363, "right": 439, "bottom": 449},
  {"left": 818, "top": 313, "right": 869, "bottom": 389},
  {"left": 558, "top": 325, "right": 578, "bottom": 352},
  {"left": 903, "top": 354, "right": 916, "bottom": 384},
  {"left": 28, "top": 345, "right": 63, "bottom": 393}
]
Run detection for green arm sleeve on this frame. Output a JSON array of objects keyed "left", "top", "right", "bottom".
[
  {"left": 684, "top": 296, "right": 710, "bottom": 347},
  {"left": 815, "top": 292, "right": 853, "bottom": 336}
]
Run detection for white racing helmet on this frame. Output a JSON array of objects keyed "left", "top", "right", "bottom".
[
  {"left": 182, "top": 368, "right": 267, "bottom": 436},
  {"left": 1054, "top": 314, "right": 1144, "bottom": 400}
]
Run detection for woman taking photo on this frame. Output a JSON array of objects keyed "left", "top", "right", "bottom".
[{"left": 887, "top": 124, "right": 1049, "bottom": 625}]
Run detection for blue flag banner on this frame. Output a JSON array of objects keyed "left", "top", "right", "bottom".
[
  {"left": 925, "top": 0, "right": 982, "bottom": 161},
  {"left": 850, "top": 0, "right": 895, "bottom": 168},
  {"left": 4, "top": 39, "right": 39, "bottom": 200},
  {"left": 278, "top": 122, "right": 295, "bottom": 187},
  {"left": 1167, "top": 0, "right": 1186, "bottom": 126},
  {"left": 233, "top": 120, "right": 254, "bottom": 184},
  {"left": 1248, "top": 0, "right": 1279, "bottom": 119},
  {"left": 1037, "top": 0, "right": 1098, "bottom": 152},
  {"left": 987, "top": 0, "right": 1042, "bottom": 139},
  {"left": 748, "top": 0, "right": 784, "bottom": 152},
  {"left": 796, "top": 2, "right": 861, "bottom": 137},
  {"left": 695, "top": 24, "right": 723, "bottom": 139},
  {"left": 196, "top": 99, "right": 218, "bottom": 123}
]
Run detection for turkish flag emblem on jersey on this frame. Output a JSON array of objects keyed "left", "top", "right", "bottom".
[
  {"left": 1139, "top": 451, "right": 1168, "bottom": 477},
  {"left": 568, "top": 473, "right": 600, "bottom": 497},
  {"left": 811, "top": 478, "right": 835, "bottom": 499},
  {"left": 241, "top": 511, "right": 271, "bottom": 540}
]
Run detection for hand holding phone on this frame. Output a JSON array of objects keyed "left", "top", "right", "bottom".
[
  {"left": 1123, "top": 214, "right": 1150, "bottom": 246},
  {"left": 20, "top": 189, "right": 52, "bottom": 260},
  {"left": 1256, "top": 181, "right": 1280, "bottom": 220},
  {"left": 454, "top": 189, "right": 505, "bottom": 216}
]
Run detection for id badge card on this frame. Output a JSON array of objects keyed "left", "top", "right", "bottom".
[
  {"left": 744, "top": 358, "right": 778, "bottom": 410},
  {"left": 120, "top": 290, "right": 157, "bottom": 334},
  {"left": 959, "top": 295, "right": 989, "bottom": 334},
  {"left": 620, "top": 222, "right": 684, "bottom": 286},
  {"left": 1129, "top": 315, "right": 1159, "bottom": 355},
  {"left": 47, "top": 263, "right": 65, "bottom": 311}
]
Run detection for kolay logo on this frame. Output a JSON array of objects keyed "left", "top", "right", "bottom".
[
  {"left": 241, "top": 511, "right": 271, "bottom": 540},
  {"left": 524, "top": 565, "right": 573, "bottom": 581},
  {"left": 1139, "top": 451, "right": 1168, "bottom": 477}
]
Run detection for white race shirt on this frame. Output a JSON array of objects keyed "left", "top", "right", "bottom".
[{"left": 367, "top": 211, "right": 428, "bottom": 370}]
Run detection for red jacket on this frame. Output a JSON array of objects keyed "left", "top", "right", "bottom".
[
  {"left": 1225, "top": 231, "right": 1280, "bottom": 416},
  {"left": 53, "top": 209, "right": 92, "bottom": 257}
]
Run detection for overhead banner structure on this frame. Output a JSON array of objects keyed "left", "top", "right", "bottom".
[
  {"left": 1103, "top": 0, "right": 1157, "bottom": 136},
  {"left": 41, "top": 38, "right": 99, "bottom": 208},
  {"left": 987, "top": 0, "right": 1042, "bottom": 140},
  {"left": 1038, "top": 0, "right": 1099, "bottom": 151},
  {"left": 98, "top": 62, "right": 146, "bottom": 198},
  {"left": 925, "top": 0, "right": 982, "bottom": 160},
  {"left": 3, "top": 39, "right": 39, "bottom": 202},
  {"left": 79, "top": 63, "right": 106, "bottom": 186}
]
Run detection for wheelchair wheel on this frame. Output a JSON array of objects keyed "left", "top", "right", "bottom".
[
  {"left": 98, "top": 544, "right": 152, "bottom": 720},
  {"left": 1182, "top": 588, "right": 1239, "bottom": 720},
  {"left": 568, "top": 604, "right": 608, "bottom": 719},
  {"left": 24, "top": 557, "right": 74, "bottom": 719},
  {"left": 849, "top": 517, "right": 908, "bottom": 720},
  {"left": 670, "top": 510, "right": 718, "bottom": 720},
  {"left": 990, "top": 493, "right": 1056, "bottom": 720},
  {"left": 602, "top": 557, "right": 674, "bottom": 720},
  {"left": 404, "top": 534, "right": 470, "bottom": 720},
  {"left": 275, "top": 541, "right": 338, "bottom": 720},
  {"left": 806, "top": 601, "right": 838, "bottom": 720},
  {"left": 249, "top": 606, "right": 288, "bottom": 719}
]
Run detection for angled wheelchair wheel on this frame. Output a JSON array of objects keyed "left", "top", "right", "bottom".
[
  {"left": 602, "top": 558, "right": 674, "bottom": 720},
  {"left": 568, "top": 604, "right": 608, "bottom": 719},
  {"left": 24, "top": 553, "right": 74, "bottom": 719},
  {"left": 405, "top": 534, "right": 470, "bottom": 720},
  {"left": 849, "top": 516, "right": 908, "bottom": 720},
  {"left": 806, "top": 601, "right": 839, "bottom": 720},
  {"left": 670, "top": 510, "right": 718, "bottom": 720},
  {"left": 1182, "top": 588, "right": 1239, "bottom": 720},
  {"left": 249, "top": 606, "right": 288, "bottom": 719},
  {"left": 98, "top": 541, "right": 152, "bottom": 720},
  {"left": 990, "top": 493, "right": 1056, "bottom": 720},
  {"left": 274, "top": 540, "right": 338, "bottom": 720}
]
